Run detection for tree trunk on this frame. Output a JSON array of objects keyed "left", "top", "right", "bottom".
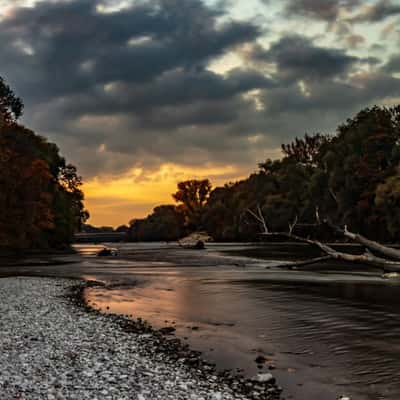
[
  {"left": 262, "top": 231, "right": 400, "bottom": 272},
  {"left": 340, "top": 227, "right": 400, "bottom": 261},
  {"left": 247, "top": 206, "right": 400, "bottom": 273}
]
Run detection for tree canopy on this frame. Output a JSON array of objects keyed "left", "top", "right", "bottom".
[
  {"left": 127, "top": 105, "right": 400, "bottom": 243},
  {"left": 0, "top": 77, "right": 23, "bottom": 123},
  {"left": 0, "top": 77, "right": 88, "bottom": 250},
  {"left": 127, "top": 205, "right": 185, "bottom": 242},
  {"left": 204, "top": 105, "right": 400, "bottom": 242},
  {"left": 172, "top": 179, "right": 212, "bottom": 229}
]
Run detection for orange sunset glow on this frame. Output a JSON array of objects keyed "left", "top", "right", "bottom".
[
  {"left": 3, "top": 1, "right": 400, "bottom": 399},
  {"left": 83, "top": 162, "right": 248, "bottom": 227},
  {"left": 2, "top": 0, "right": 398, "bottom": 232}
]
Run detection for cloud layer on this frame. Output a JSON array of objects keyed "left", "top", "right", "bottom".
[{"left": 0, "top": 0, "right": 399, "bottom": 224}]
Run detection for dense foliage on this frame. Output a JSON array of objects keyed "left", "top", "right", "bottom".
[
  {"left": 172, "top": 179, "right": 211, "bottom": 230},
  {"left": 204, "top": 106, "right": 400, "bottom": 242},
  {"left": 127, "top": 105, "right": 400, "bottom": 243},
  {"left": 128, "top": 205, "right": 186, "bottom": 242},
  {"left": 0, "top": 77, "right": 88, "bottom": 250}
]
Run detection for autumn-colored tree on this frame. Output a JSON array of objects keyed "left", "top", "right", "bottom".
[
  {"left": 316, "top": 106, "right": 400, "bottom": 239},
  {"left": 126, "top": 105, "right": 400, "bottom": 243},
  {"left": 0, "top": 77, "right": 88, "bottom": 250},
  {"left": 204, "top": 106, "right": 400, "bottom": 242},
  {"left": 0, "top": 140, "right": 53, "bottom": 248}
]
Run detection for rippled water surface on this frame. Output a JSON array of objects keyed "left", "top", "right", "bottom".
[
  {"left": 3, "top": 242, "right": 399, "bottom": 400},
  {"left": 75, "top": 243, "right": 400, "bottom": 400}
]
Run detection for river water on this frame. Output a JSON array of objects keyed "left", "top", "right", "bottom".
[
  {"left": 2, "top": 242, "right": 400, "bottom": 400},
  {"left": 75, "top": 243, "right": 400, "bottom": 400}
]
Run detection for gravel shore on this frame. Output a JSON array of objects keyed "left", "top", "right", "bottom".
[{"left": 0, "top": 277, "right": 280, "bottom": 400}]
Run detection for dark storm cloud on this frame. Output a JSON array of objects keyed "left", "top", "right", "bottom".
[
  {"left": 384, "top": 54, "right": 400, "bottom": 73},
  {"left": 249, "top": 35, "right": 359, "bottom": 81},
  {"left": 0, "top": 0, "right": 260, "bottom": 102},
  {"left": 57, "top": 68, "right": 273, "bottom": 118},
  {"left": 0, "top": 0, "right": 398, "bottom": 178},
  {"left": 262, "top": 73, "right": 400, "bottom": 114},
  {"left": 0, "top": 0, "right": 267, "bottom": 173},
  {"left": 242, "top": 32, "right": 400, "bottom": 143}
]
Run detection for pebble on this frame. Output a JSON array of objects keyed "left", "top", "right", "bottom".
[
  {"left": 254, "top": 373, "right": 274, "bottom": 383},
  {"left": 0, "top": 277, "right": 254, "bottom": 400}
]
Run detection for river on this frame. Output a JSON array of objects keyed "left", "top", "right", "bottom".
[{"left": 3, "top": 242, "right": 400, "bottom": 400}]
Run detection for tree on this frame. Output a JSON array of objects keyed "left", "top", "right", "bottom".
[
  {"left": 204, "top": 106, "right": 400, "bottom": 242},
  {"left": 281, "top": 133, "right": 330, "bottom": 168},
  {"left": 0, "top": 139, "right": 54, "bottom": 249},
  {"left": 0, "top": 77, "right": 23, "bottom": 123},
  {"left": 173, "top": 179, "right": 212, "bottom": 229},
  {"left": 0, "top": 76, "right": 88, "bottom": 250},
  {"left": 52, "top": 163, "right": 89, "bottom": 244},
  {"left": 375, "top": 174, "right": 400, "bottom": 239},
  {"left": 315, "top": 106, "right": 400, "bottom": 240},
  {"left": 127, "top": 205, "right": 185, "bottom": 241},
  {"left": 247, "top": 205, "right": 400, "bottom": 273},
  {"left": 124, "top": 105, "right": 400, "bottom": 245},
  {"left": 116, "top": 225, "right": 129, "bottom": 233}
]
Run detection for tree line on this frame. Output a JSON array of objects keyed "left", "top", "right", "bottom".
[
  {"left": 126, "top": 105, "right": 400, "bottom": 243},
  {"left": 0, "top": 77, "right": 88, "bottom": 250}
]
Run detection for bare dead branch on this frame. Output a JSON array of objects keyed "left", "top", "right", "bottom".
[
  {"left": 262, "top": 231, "right": 400, "bottom": 272},
  {"left": 257, "top": 204, "right": 269, "bottom": 234},
  {"left": 246, "top": 208, "right": 263, "bottom": 224},
  {"left": 275, "top": 255, "right": 332, "bottom": 269},
  {"left": 246, "top": 204, "right": 400, "bottom": 273},
  {"left": 288, "top": 215, "right": 298, "bottom": 235},
  {"left": 247, "top": 205, "right": 269, "bottom": 233},
  {"left": 325, "top": 219, "right": 400, "bottom": 261},
  {"left": 315, "top": 206, "right": 320, "bottom": 224}
]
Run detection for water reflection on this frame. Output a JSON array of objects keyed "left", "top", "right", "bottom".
[
  {"left": 86, "top": 271, "right": 400, "bottom": 400},
  {"left": 6, "top": 243, "right": 398, "bottom": 400}
]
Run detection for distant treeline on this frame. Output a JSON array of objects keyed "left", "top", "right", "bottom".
[
  {"left": 0, "top": 77, "right": 88, "bottom": 250},
  {"left": 124, "top": 105, "right": 400, "bottom": 243}
]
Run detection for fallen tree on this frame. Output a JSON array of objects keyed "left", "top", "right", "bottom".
[{"left": 247, "top": 206, "right": 400, "bottom": 273}]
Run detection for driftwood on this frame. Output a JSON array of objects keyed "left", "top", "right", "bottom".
[
  {"left": 277, "top": 255, "right": 332, "bottom": 269},
  {"left": 327, "top": 221, "right": 400, "bottom": 261},
  {"left": 247, "top": 206, "right": 400, "bottom": 273},
  {"left": 177, "top": 231, "right": 211, "bottom": 250}
]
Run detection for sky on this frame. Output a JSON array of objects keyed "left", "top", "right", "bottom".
[{"left": 1, "top": 0, "right": 400, "bottom": 227}]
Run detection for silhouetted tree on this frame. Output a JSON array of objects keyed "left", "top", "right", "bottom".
[
  {"left": 173, "top": 179, "right": 211, "bottom": 229},
  {"left": 205, "top": 106, "right": 400, "bottom": 242},
  {"left": 128, "top": 205, "right": 185, "bottom": 241},
  {"left": 126, "top": 105, "right": 400, "bottom": 244},
  {"left": 0, "top": 77, "right": 23, "bottom": 123}
]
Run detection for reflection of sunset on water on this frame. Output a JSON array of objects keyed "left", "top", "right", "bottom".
[
  {"left": 85, "top": 277, "right": 238, "bottom": 327},
  {"left": 83, "top": 253, "right": 400, "bottom": 400}
]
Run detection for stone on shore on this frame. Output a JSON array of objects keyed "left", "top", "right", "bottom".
[{"left": 0, "top": 277, "right": 252, "bottom": 400}]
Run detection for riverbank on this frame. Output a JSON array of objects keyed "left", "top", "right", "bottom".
[
  {"left": 0, "top": 277, "right": 281, "bottom": 400},
  {"left": 1, "top": 243, "right": 396, "bottom": 399}
]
